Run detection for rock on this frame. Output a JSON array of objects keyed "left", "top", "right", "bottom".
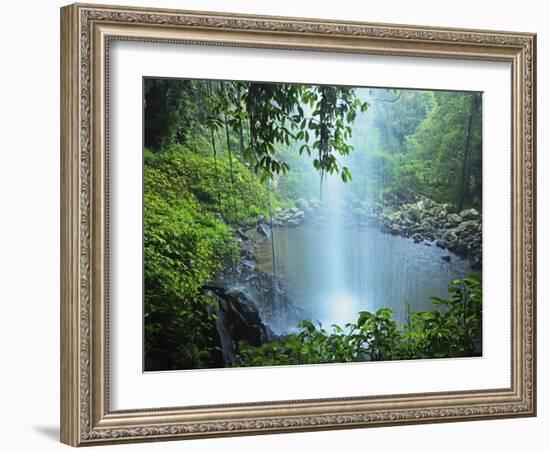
[
  {"left": 441, "top": 255, "right": 451, "bottom": 262},
  {"left": 423, "top": 232, "right": 435, "bottom": 241},
  {"left": 471, "top": 254, "right": 482, "bottom": 270},
  {"left": 361, "top": 197, "right": 481, "bottom": 265},
  {"left": 295, "top": 198, "right": 309, "bottom": 210},
  {"left": 444, "top": 232, "right": 458, "bottom": 248},
  {"left": 454, "top": 220, "right": 478, "bottom": 235},
  {"left": 351, "top": 199, "right": 363, "bottom": 209},
  {"left": 454, "top": 240, "right": 468, "bottom": 255},
  {"left": 424, "top": 217, "right": 438, "bottom": 228},
  {"left": 205, "top": 286, "right": 271, "bottom": 366},
  {"left": 369, "top": 203, "right": 382, "bottom": 214},
  {"left": 412, "top": 223, "right": 428, "bottom": 233},
  {"left": 224, "top": 289, "right": 269, "bottom": 343},
  {"left": 423, "top": 198, "right": 436, "bottom": 208},
  {"left": 437, "top": 211, "right": 448, "bottom": 220},
  {"left": 460, "top": 208, "right": 480, "bottom": 220},
  {"left": 446, "top": 213, "right": 463, "bottom": 227},
  {"left": 352, "top": 207, "right": 367, "bottom": 218},
  {"left": 241, "top": 258, "right": 256, "bottom": 270},
  {"left": 405, "top": 208, "right": 421, "bottom": 222},
  {"left": 257, "top": 222, "right": 272, "bottom": 238},
  {"left": 236, "top": 228, "right": 249, "bottom": 241},
  {"left": 302, "top": 207, "right": 314, "bottom": 221},
  {"left": 309, "top": 198, "right": 321, "bottom": 209}
]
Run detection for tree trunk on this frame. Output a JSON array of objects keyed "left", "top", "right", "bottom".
[
  {"left": 218, "top": 82, "right": 238, "bottom": 222},
  {"left": 224, "top": 113, "right": 238, "bottom": 220},
  {"left": 457, "top": 93, "right": 479, "bottom": 210},
  {"left": 206, "top": 81, "right": 223, "bottom": 215},
  {"left": 318, "top": 87, "right": 329, "bottom": 201},
  {"left": 237, "top": 84, "right": 245, "bottom": 159}
]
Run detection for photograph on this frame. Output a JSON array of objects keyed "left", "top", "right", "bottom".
[
  {"left": 143, "top": 78, "right": 483, "bottom": 371},
  {"left": 57, "top": 2, "right": 536, "bottom": 445}
]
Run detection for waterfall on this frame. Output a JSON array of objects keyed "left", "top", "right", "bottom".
[
  {"left": 318, "top": 173, "right": 359, "bottom": 326},
  {"left": 267, "top": 180, "right": 278, "bottom": 282},
  {"left": 266, "top": 180, "right": 285, "bottom": 316},
  {"left": 248, "top": 90, "right": 478, "bottom": 334}
]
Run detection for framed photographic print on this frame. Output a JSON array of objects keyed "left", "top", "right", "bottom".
[{"left": 60, "top": 3, "right": 537, "bottom": 446}]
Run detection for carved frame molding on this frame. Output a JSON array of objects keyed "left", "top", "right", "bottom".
[{"left": 60, "top": 3, "right": 536, "bottom": 446}]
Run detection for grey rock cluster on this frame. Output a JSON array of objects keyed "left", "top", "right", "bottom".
[
  {"left": 265, "top": 197, "right": 482, "bottom": 269},
  {"left": 366, "top": 200, "right": 482, "bottom": 269},
  {"left": 271, "top": 198, "right": 321, "bottom": 227}
]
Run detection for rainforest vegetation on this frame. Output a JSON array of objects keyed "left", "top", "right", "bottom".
[{"left": 143, "top": 78, "right": 482, "bottom": 371}]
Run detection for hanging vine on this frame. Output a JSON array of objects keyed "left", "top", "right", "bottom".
[
  {"left": 218, "top": 82, "right": 239, "bottom": 223},
  {"left": 297, "top": 85, "right": 369, "bottom": 200},
  {"left": 205, "top": 81, "right": 223, "bottom": 216}
]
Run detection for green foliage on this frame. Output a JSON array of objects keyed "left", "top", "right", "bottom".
[
  {"left": 398, "top": 92, "right": 482, "bottom": 207},
  {"left": 238, "top": 276, "right": 482, "bottom": 367},
  {"left": 297, "top": 86, "right": 368, "bottom": 187},
  {"left": 143, "top": 79, "right": 482, "bottom": 210},
  {"left": 395, "top": 274, "right": 482, "bottom": 359},
  {"left": 158, "top": 79, "right": 369, "bottom": 186},
  {"left": 142, "top": 79, "right": 484, "bottom": 371},
  {"left": 271, "top": 140, "right": 320, "bottom": 202},
  {"left": 144, "top": 144, "right": 271, "bottom": 370},
  {"left": 342, "top": 89, "right": 482, "bottom": 209},
  {"left": 275, "top": 169, "right": 315, "bottom": 204},
  {"left": 144, "top": 167, "right": 238, "bottom": 370},
  {"left": 144, "top": 78, "right": 203, "bottom": 151},
  {"left": 371, "top": 89, "right": 433, "bottom": 154},
  {"left": 356, "top": 151, "right": 399, "bottom": 203},
  {"left": 244, "top": 82, "right": 301, "bottom": 180},
  {"left": 342, "top": 89, "right": 430, "bottom": 203},
  {"left": 145, "top": 145, "right": 271, "bottom": 225}
]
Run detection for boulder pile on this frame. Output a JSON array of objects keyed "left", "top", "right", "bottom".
[
  {"left": 271, "top": 198, "right": 321, "bottom": 227},
  {"left": 267, "top": 197, "right": 482, "bottom": 269},
  {"left": 371, "top": 200, "right": 482, "bottom": 269}
]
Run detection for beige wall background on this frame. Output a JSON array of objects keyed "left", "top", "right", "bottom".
[{"left": 0, "top": 0, "right": 545, "bottom": 448}]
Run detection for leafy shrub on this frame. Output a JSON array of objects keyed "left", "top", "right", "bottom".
[
  {"left": 394, "top": 274, "right": 482, "bottom": 359},
  {"left": 144, "top": 184, "right": 237, "bottom": 369},
  {"left": 145, "top": 145, "right": 271, "bottom": 225},
  {"left": 238, "top": 275, "right": 482, "bottom": 367}
]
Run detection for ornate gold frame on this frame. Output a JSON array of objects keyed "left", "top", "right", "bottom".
[{"left": 60, "top": 3, "right": 537, "bottom": 446}]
